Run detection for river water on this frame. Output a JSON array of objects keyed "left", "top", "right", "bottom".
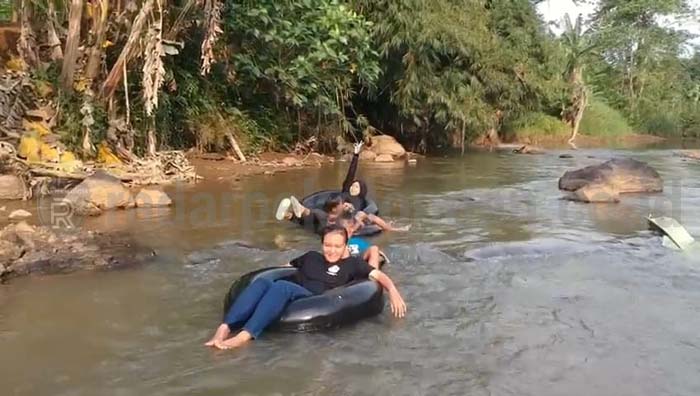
[{"left": 3, "top": 148, "right": 700, "bottom": 396}]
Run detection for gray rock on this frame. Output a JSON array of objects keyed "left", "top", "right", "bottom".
[
  {"left": 9, "top": 209, "right": 32, "bottom": 219},
  {"left": 559, "top": 158, "right": 663, "bottom": 193},
  {"left": 0, "top": 175, "right": 26, "bottom": 200}
]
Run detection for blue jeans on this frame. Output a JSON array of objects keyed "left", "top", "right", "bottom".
[{"left": 223, "top": 278, "right": 312, "bottom": 338}]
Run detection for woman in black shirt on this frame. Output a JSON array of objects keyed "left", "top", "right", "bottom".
[{"left": 205, "top": 225, "right": 407, "bottom": 350}]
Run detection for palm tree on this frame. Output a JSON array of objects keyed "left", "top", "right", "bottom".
[{"left": 560, "top": 13, "right": 596, "bottom": 149}]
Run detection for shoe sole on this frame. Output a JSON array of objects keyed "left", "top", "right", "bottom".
[
  {"left": 290, "top": 196, "right": 305, "bottom": 218},
  {"left": 275, "top": 198, "right": 291, "bottom": 221}
]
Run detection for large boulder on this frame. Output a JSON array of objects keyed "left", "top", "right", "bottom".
[
  {"left": 374, "top": 154, "right": 395, "bottom": 162},
  {"left": 0, "top": 174, "right": 26, "bottom": 200},
  {"left": 359, "top": 150, "right": 377, "bottom": 161},
  {"left": 368, "top": 135, "right": 406, "bottom": 158},
  {"left": 8, "top": 209, "right": 32, "bottom": 220},
  {"left": 559, "top": 158, "right": 663, "bottom": 194},
  {"left": 281, "top": 156, "right": 302, "bottom": 167},
  {"left": 135, "top": 188, "right": 172, "bottom": 208},
  {"left": 566, "top": 183, "right": 620, "bottom": 203},
  {"left": 63, "top": 170, "right": 134, "bottom": 215}
]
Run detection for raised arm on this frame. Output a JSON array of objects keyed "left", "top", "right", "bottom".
[
  {"left": 369, "top": 269, "right": 407, "bottom": 318},
  {"left": 342, "top": 143, "right": 363, "bottom": 192}
]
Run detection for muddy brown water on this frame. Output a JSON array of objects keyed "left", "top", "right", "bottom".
[{"left": 3, "top": 148, "right": 700, "bottom": 396}]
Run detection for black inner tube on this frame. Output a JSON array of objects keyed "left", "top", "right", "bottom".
[
  {"left": 296, "top": 190, "right": 382, "bottom": 237},
  {"left": 222, "top": 267, "right": 384, "bottom": 332}
]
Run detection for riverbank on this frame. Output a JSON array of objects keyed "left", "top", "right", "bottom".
[
  {"left": 515, "top": 133, "right": 667, "bottom": 149},
  {"left": 187, "top": 151, "right": 336, "bottom": 181}
]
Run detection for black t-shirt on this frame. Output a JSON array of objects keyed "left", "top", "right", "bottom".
[
  {"left": 289, "top": 251, "right": 374, "bottom": 294},
  {"left": 342, "top": 193, "right": 368, "bottom": 213}
]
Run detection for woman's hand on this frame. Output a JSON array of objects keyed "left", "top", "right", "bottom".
[
  {"left": 369, "top": 270, "right": 407, "bottom": 318},
  {"left": 388, "top": 290, "right": 407, "bottom": 318},
  {"left": 353, "top": 142, "right": 364, "bottom": 154}
]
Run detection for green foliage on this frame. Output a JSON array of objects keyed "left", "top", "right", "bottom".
[
  {"left": 586, "top": 0, "right": 695, "bottom": 137},
  {"left": 351, "top": 0, "right": 563, "bottom": 150},
  {"left": 502, "top": 112, "right": 569, "bottom": 140},
  {"left": 640, "top": 113, "right": 682, "bottom": 136},
  {"left": 0, "top": 0, "right": 11, "bottom": 22},
  {"left": 579, "top": 99, "right": 633, "bottom": 137},
  {"left": 225, "top": 0, "right": 379, "bottom": 120},
  {"left": 17, "top": 0, "right": 700, "bottom": 155}
]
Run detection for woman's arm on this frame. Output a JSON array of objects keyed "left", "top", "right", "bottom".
[
  {"left": 342, "top": 143, "right": 363, "bottom": 192},
  {"left": 369, "top": 269, "right": 407, "bottom": 318}
]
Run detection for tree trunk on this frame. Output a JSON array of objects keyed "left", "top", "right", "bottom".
[
  {"left": 17, "top": 0, "right": 38, "bottom": 67},
  {"left": 460, "top": 119, "right": 465, "bottom": 156},
  {"left": 568, "top": 90, "right": 587, "bottom": 150},
  {"left": 85, "top": 0, "right": 109, "bottom": 83},
  {"left": 60, "top": 0, "right": 84, "bottom": 92},
  {"left": 100, "top": 0, "right": 155, "bottom": 100},
  {"left": 46, "top": 0, "right": 63, "bottom": 61},
  {"left": 226, "top": 132, "right": 247, "bottom": 162},
  {"left": 146, "top": 127, "right": 157, "bottom": 157},
  {"left": 566, "top": 67, "right": 587, "bottom": 150},
  {"left": 11, "top": 0, "right": 18, "bottom": 22},
  {"left": 82, "top": 127, "right": 93, "bottom": 156}
]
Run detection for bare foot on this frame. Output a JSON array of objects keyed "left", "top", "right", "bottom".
[
  {"left": 214, "top": 330, "right": 253, "bottom": 350},
  {"left": 204, "top": 324, "right": 231, "bottom": 347}
]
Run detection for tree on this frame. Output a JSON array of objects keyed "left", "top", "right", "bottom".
[
  {"left": 351, "top": 0, "right": 561, "bottom": 151},
  {"left": 590, "top": 0, "right": 690, "bottom": 118},
  {"left": 560, "top": 13, "right": 596, "bottom": 148}
]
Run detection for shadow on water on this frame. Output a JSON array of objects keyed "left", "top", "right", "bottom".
[{"left": 3, "top": 148, "right": 700, "bottom": 395}]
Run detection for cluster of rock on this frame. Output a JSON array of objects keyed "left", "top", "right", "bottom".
[
  {"left": 0, "top": 220, "right": 152, "bottom": 280},
  {"left": 61, "top": 170, "right": 172, "bottom": 216}
]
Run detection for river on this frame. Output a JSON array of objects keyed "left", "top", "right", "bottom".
[{"left": 2, "top": 148, "right": 700, "bottom": 396}]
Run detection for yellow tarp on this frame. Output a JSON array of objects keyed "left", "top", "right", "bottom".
[
  {"left": 97, "top": 142, "right": 123, "bottom": 165},
  {"left": 18, "top": 134, "right": 41, "bottom": 162},
  {"left": 23, "top": 120, "right": 51, "bottom": 136},
  {"left": 38, "top": 142, "right": 59, "bottom": 162}
]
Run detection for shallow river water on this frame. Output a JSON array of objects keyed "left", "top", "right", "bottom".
[{"left": 3, "top": 148, "right": 700, "bottom": 396}]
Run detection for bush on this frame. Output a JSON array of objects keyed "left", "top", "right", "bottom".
[
  {"left": 579, "top": 99, "right": 632, "bottom": 137},
  {"left": 502, "top": 112, "right": 569, "bottom": 140},
  {"left": 639, "top": 113, "right": 682, "bottom": 136},
  {"left": 681, "top": 110, "right": 700, "bottom": 138}
]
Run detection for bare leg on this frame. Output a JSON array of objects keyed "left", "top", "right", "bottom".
[
  {"left": 205, "top": 323, "right": 231, "bottom": 347},
  {"left": 290, "top": 196, "right": 310, "bottom": 218},
  {"left": 214, "top": 330, "right": 254, "bottom": 350},
  {"left": 367, "top": 214, "right": 411, "bottom": 232},
  {"left": 364, "top": 245, "right": 381, "bottom": 269}
]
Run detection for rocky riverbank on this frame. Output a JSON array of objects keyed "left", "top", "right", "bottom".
[{"left": 0, "top": 220, "right": 155, "bottom": 282}]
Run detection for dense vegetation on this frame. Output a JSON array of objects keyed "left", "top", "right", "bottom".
[{"left": 1, "top": 0, "right": 698, "bottom": 156}]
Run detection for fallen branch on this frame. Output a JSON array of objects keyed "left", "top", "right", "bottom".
[{"left": 226, "top": 132, "right": 246, "bottom": 162}]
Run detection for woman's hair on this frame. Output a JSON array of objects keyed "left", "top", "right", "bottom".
[
  {"left": 323, "top": 196, "right": 344, "bottom": 213},
  {"left": 321, "top": 224, "right": 348, "bottom": 244}
]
